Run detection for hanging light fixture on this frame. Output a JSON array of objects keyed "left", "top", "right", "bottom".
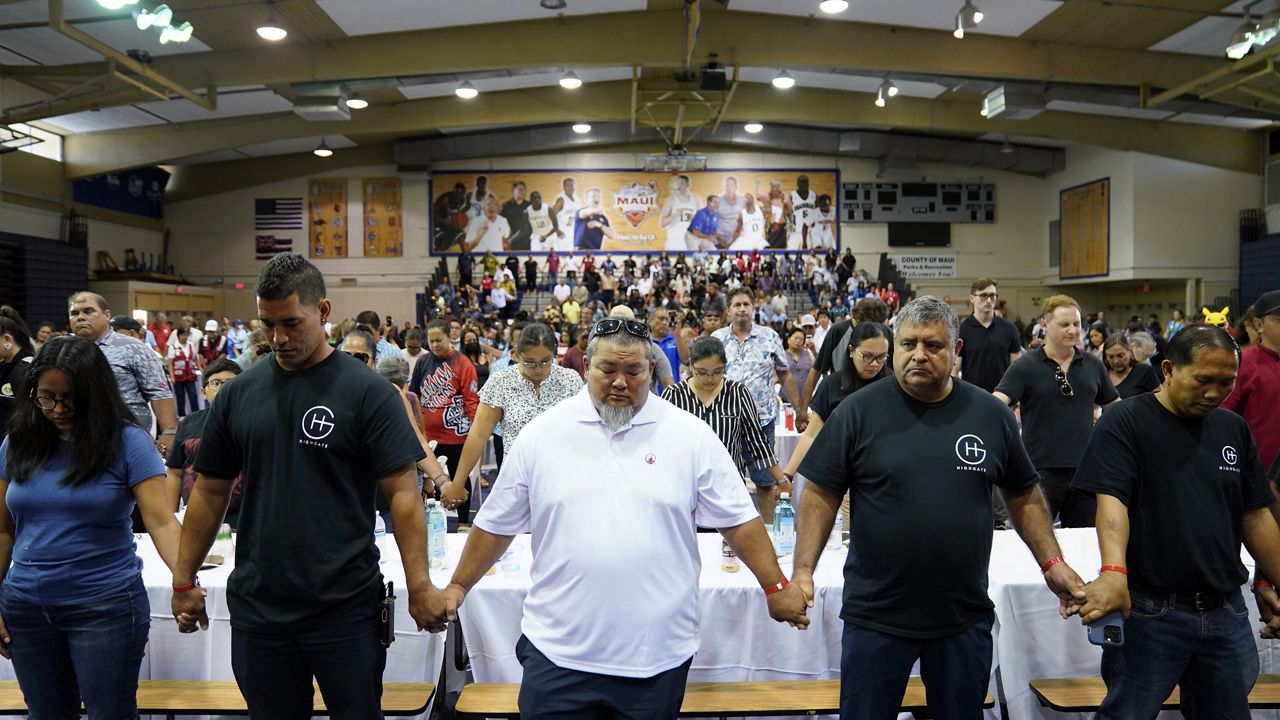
[
  {"left": 135, "top": 4, "right": 172, "bottom": 29},
  {"left": 880, "top": 79, "right": 898, "bottom": 98},
  {"left": 1226, "top": 12, "right": 1259, "bottom": 58},
  {"left": 772, "top": 70, "right": 795, "bottom": 89},
  {"left": 256, "top": 3, "right": 287, "bottom": 42},
  {"left": 345, "top": 93, "right": 368, "bottom": 110},
  {"left": 540, "top": 0, "right": 567, "bottom": 8},
  {"left": 571, "top": 123, "right": 592, "bottom": 134},
  {"left": 979, "top": 97, "right": 989, "bottom": 117},
  {"left": 818, "top": 0, "right": 849, "bottom": 13},
  {"left": 875, "top": 85, "right": 887, "bottom": 108},
  {"left": 954, "top": 1, "right": 982, "bottom": 38},
  {"left": 559, "top": 70, "right": 583, "bottom": 89},
  {"left": 313, "top": 139, "right": 333, "bottom": 158},
  {"left": 455, "top": 80, "right": 479, "bottom": 99},
  {"left": 744, "top": 122, "right": 764, "bottom": 133},
  {"left": 1260, "top": 2, "right": 1280, "bottom": 45}
]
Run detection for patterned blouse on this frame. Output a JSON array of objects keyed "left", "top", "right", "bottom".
[{"left": 478, "top": 365, "right": 584, "bottom": 455}]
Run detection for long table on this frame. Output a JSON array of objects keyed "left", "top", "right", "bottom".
[
  {"left": 451, "top": 529, "right": 1280, "bottom": 720},
  {"left": 0, "top": 535, "right": 445, "bottom": 720}
]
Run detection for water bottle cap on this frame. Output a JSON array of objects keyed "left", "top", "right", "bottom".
[{"left": 780, "top": 492, "right": 790, "bottom": 500}]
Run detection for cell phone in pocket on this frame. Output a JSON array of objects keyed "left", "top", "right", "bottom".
[{"left": 1086, "top": 611, "right": 1125, "bottom": 646}]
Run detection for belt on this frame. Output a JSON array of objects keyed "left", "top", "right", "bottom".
[{"left": 1132, "top": 586, "right": 1234, "bottom": 612}]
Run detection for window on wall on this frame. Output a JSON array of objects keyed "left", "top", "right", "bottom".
[{"left": 7, "top": 123, "right": 63, "bottom": 162}]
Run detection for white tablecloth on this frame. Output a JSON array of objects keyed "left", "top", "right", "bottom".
[{"left": 0, "top": 535, "right": 445, "bottom": 720}]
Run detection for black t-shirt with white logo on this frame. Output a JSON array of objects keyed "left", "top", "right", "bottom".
[
  {"left": 194, "top": 350, "right": 425, "bottom": 631},
  {"left": 1072, "top": 393, "right": 1272, "bottom": 594},
  {"left": 799, "top": 377, "right": 1039, "bottom": 639}
]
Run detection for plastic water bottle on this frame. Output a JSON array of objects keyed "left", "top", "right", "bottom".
[
  {"left": 373, "top": 513, "right": 386, "bottom": 539},
  {"left": 213, "top": 523, "right": 233, "bottom": 560},
  {"left": 426, "top": 500, "right": 447, "bottom": 571},
  {"left": 721, "top": 539, "right": 741, "bottom": 573},
  {"left": 827, "top": 512, "right": 844, "bottom": 551},
  {"left": 774, "top": 493, "right": 796, "bottom": 555}
]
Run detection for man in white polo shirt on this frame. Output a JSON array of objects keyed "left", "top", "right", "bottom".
[{"left": 438, "top": 318, "right": 810, "bottom": 719}]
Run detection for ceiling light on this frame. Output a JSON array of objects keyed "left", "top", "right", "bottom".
[
  {"left": 1261, "top": 3, "right": 1280, "bottom": 45},
  {"left": 540, "top": 0, "right": 567, "bottom": 8},
  {"left": 744, "top": 122, "right": 764, "bottom": 133},
  {"left": 97, "top": 0, "right": 138, "bottom": 9},
  {"left": 572, "top": 123, "right": 591, "bottom": 134},
  {"left": 135, "top": 4, "right": 172, "bottom": 30},
  {"left": 158, "top": 21, "right": 192, "bottom": 44},
  {"left": 771, "top": 70, "right": 795, "bottom": 89},
  {"left": 559, "top": 71, "right": 582, "bottom": 89},
  {"left": 875, "top": 86, "right": 887, "bottom": 108},
  {"left": 818, "top": 0, "right": 849, "bottom": 13},
  {"left": 256, "top": 7, "right": 287, "bottom": 42},
  {"left": 455, "top": 80, "right": 479, "bottom": 99},
  {"left": 954, "top": 1, "right": 982, "bottom": 38},
  {"left": 979, "top": 97, "right": 989, "bottom": 117},
  {"left": 345, "top": 94, "right": 368, "bottom": 110},
  {"left": 1226, "top": 15, "right": 1257, "bottom": 59},
  {"left": 313, "top": 139, "right": 333, "bottom": 158},
  {"left": 880, "top": 79, "right": 898, "bottom": 98}
]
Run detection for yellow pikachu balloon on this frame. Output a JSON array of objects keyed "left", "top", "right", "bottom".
[{"left": 1202, "top": 306, "right": 1230, "bottom": 328}]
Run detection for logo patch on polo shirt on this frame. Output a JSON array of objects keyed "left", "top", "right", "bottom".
[
  {"left": 645, "top": 453, "right": 656, "bottom": 465},
  {"left": 955, "top": 434, "right": 988, "bottom": 473},
  {"left": 300, "top": 405, "right": 336, "bottom": 448},
  {"left": 1220, "top": 445, "right": 1241, "bottom": 473}
]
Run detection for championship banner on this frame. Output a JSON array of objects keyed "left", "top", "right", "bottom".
[
  {"left": 362, "top": 177, "right": 403, "bottom": 257},
  {"left": 308, "top": 178, "right": 348, "bottom": 258},
  {"left": 430, "top": 169, "right": 839, "bottom": 255}
]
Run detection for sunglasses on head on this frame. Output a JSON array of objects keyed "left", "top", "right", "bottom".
[{"left": 592, "top": 318, "right": 651, "bottom": 341}]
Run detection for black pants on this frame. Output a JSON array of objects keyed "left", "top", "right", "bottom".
[
  {"left": 231, "top": 592, "right": 386, "bottom": 720},
  {"left": 434, "top": 442, "right": 468, "bottom": 524},
  {"left": 1039, "top": 466, "right": 1096, "bottom": 528},
  {"left": 516, "top": 635, "right": 692, "bottom": 720}
]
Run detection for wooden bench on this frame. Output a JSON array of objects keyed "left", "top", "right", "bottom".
[
  {"left": 0, "top": 680, "right": 435, "bottom": 718},
  {"left": 456, "top": 679, "right": 995, "bottom": 718},
  {"left": 1031, "top": 675, "right": 1280, "bottom": 711}
]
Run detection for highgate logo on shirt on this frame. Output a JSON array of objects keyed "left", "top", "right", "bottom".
[
  {"left": 1220, "top": 445, "right": 1240, "bottom": 473},
  {"left": 300, "top": 405, "right": 336, "bottom": 449},
  {"left": 954, "top": 434, "right": 988, "bottom": 473}
]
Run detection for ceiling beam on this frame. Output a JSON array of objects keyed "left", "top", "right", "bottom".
[
  {"left": 16, "top": 9, "right": 1233, "bottom": 121},
  {"left": 63, "top": 81, "right": 1261, "bottom": 178}
]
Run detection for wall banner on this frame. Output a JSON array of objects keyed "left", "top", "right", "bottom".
[
  {"left": 430, "top": 169, "right": 839, "bottom": 254},
  {"left": 363, "top": 177, "right": 403, "bottom": 257},
  {"left": 308, "top": 178, "right": 348, "bottom": 258},
  {"left": 887, "top": 254, "right": 958, "bottom": 279}
]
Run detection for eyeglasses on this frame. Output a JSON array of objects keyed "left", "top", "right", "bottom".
[
  {"left": 974, "top": 292, "right": 999, "bottom": 301},
  {"left": 1054, "top": 366, "right": 1074, "bottom": 397},
  {"left": 33, "top": 394, "right": 73, "bottom": 411},
  {"left": 206, "top": 379, "right": 230, "bottom": 389},
  {"left": 591, "top": 318, "right": 651, "bottom": 341},
  {"left": 856, "top": 351, "right": 890, "bottom": 365},
  {"left": 520, "top": 358, "right": 555, "bottom": 369},
  {"left": 692, "top": 367, "right": 725, "bottom": 378}
]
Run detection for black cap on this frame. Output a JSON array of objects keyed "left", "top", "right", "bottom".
[
  {"left": 110, "top": 315, "right": 142, "bottom": 332},
  {"left": 1254, "top": 289, "right": 1280, "bottom": 318}
]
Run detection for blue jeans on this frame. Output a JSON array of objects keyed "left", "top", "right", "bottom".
[
  {"left": 0, "top": 574, "right": 150, "bottom": 720},
  {"left": 739, "top": 419, "right": 777, "bottom": 488},
  {"left": 1097, "top": 589, "right": 1257, "bottom": 719},
  {"left": 840, "top": 615, "right": 993, "bottom": 720}
]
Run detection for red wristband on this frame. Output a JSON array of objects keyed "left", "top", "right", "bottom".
[
  {"left": 1099, "top": 565, "right": 1128, "bottom": 576},
  {"left": 172, "top": 580, "right": 199, "bottom": 593},
  {"left": 1254, "top": 580, "right": 1273, "bottom": 589},
  {"left": 1040, "top": 556, "right": 1065, "bottom": 573},
  {"left": 764, "top": 579, "right": 789, "bottom": 596}
]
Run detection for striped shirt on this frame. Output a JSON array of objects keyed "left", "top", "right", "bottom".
[{"left": 662, "top": 379, "right": 778, "bottom": 478}]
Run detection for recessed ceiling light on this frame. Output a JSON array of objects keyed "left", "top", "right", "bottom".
[
  {"left": 818, "top": 0, "right": 849, "bottom": 13},
  {"left": 455, "top": 80, "right": 478, "bottom": 99},
  {"left": 345, "top": 94, "right": 368, "bottom": 110},
  {"left": 772, "top": 70, "right": 795, "bottom": 89},
  {"left": 744, "top": 122, "right": 764, "bottom": 134},
  {"left": 572, "top": 123, "right": 592, "bottom": 134},
  {"left": 540, "top": 0, "right": 567, "bottom": 9},
  {"left": 313, "top": 139, "right": 333, "bottom": 158},
  {"left": 559, "top": 71, "right": 582, "bottom": 90}
]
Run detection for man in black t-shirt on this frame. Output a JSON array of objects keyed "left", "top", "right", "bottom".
[
  {"left": 1074, "top": 325, "right": 1280, "bottom": 719},
  {"left": 995, "top": 295, "right": 1118, "bottom": 527},
  {"left": 795, "top": 296, "right": 1085, "bottom": 720},
  {"left": 500, "top": 182, "right": 532, "bottom": 251},
  {"left": 165, "top": 358, "right": 244, "bottom": 527},
  {"left": 956, "top": 278, "right": 1022, "bottom": 393},
  {"left": 170, "top": 254, "right": 444, "bottom": 719}
]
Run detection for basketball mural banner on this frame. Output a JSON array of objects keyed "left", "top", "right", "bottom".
[{"left": 430, "top": 169, "right": 838, "bottom": 255}]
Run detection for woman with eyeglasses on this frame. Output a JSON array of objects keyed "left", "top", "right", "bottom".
[
  {"left": 441, "top": 323, "right": 583, "bottom": 522},
  {"left": 782, "top": 322, "right": 892, "bottom": 522},
  {"left": 0, "top": 335, "right": 184, "bottom": 717},
  {"left": 339, "top": 328, "right": 378, "bottom": 369},
  {"left": 664, "top": 336, "right": 788, "bottom": 496}
]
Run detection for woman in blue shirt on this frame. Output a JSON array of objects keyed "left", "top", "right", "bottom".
[{"left": 0, "top": 335, "right": 184, "bottom": 718}]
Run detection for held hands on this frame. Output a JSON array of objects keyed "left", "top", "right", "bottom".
[
  {"left": 409, "top": 585, "right": 450, "bottom": 634},
  {"left": 1043, "top": 562, "right": 1088, "bottom": 619},
  {"left": 440, "top": 481, "right": 470, "bottom": 510},
  {"left": 0, "top": 611, "right": 10, "bottom": 659},
  {"left": 424, "top": 582, "right": 467, "bottom": 634},
  {"left": 794, "top": 408, "right": 809, "bottom": 433},
  {"left": 766, "top": 579, "right": 811, "bottom": 629},
  {"left": 171, "top": 584, "right": 210, "bottom": 633},
  {"left": 1077, "top": 571, "right": 1129, "bottom": 625},
  {"left": 1253, "top": 584, "right": 1280, "bottom": 639}
]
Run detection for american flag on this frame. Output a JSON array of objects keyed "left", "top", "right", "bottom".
[
  {"left": 254, "top": 197, "right": 303, "bottom": 229},
  {"left": 255, "top": 235, "right": 293, "bottom": 260}
]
